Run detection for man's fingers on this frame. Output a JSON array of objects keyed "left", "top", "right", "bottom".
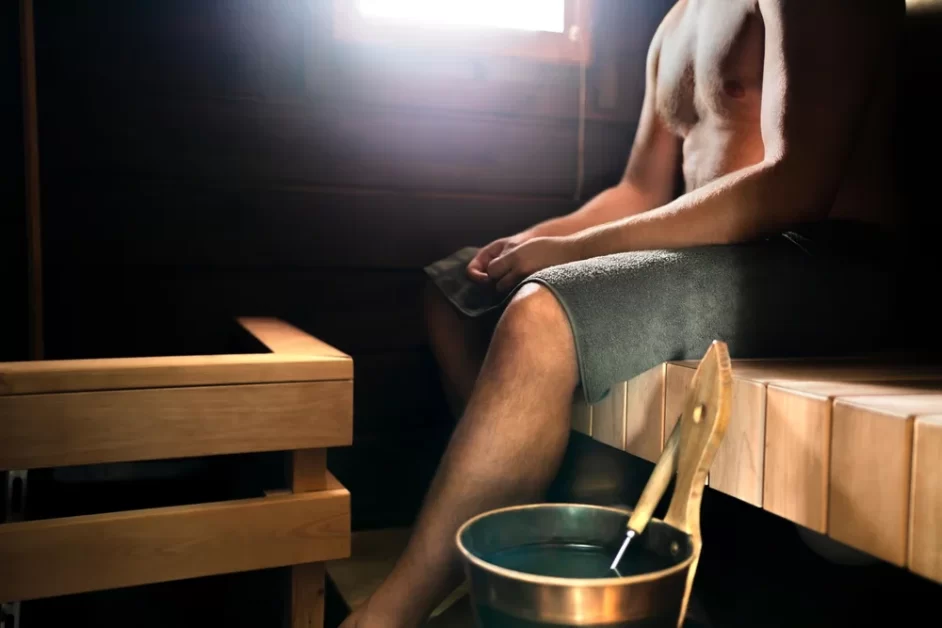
[
  {"left": 467, "top": 247, "right": 497, "bottom": 282},
  {"left": 487, "top": 251, "right": 512, "bottom": 280},
  {"left": 466, "top": 266, "right": 490, "bottom": 283}
]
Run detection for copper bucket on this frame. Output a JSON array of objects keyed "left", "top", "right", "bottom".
[{"left": 457, "top": 341, "right": 732, "bottom": 627}]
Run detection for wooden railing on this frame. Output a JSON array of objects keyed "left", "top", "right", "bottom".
[{"left": 0, "top": 318, "right": 352, "bottom": 627}]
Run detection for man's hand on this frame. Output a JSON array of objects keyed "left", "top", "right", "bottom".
[
  {"left": 487, "top": 236, "right": 583, "bottom": 292},
  {"left": 466, "top": 236, "right": 523, "bottom": 283}
]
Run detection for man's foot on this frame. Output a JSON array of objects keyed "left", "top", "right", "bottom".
[
  {"left": 338, "top": 594, "right": 413, "bottom": 628},
  {"left": 337, "top": 604, "right": 366, "bottom": 628}
]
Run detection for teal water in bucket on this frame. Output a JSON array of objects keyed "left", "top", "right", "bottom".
[{"left": 485, "top": 541, "right": 677, "bottom": 579}]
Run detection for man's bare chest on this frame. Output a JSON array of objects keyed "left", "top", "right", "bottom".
[{"left": 655, "top": 0, "right": 765, "bottom": 137}]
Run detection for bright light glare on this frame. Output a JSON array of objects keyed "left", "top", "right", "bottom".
[{"left": 356, "top": 0, "right": 566, "bottom": 33}]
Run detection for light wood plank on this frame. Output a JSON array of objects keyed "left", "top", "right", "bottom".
[
  {"left": 624, "top": 365, "right": 665, "bottom": 462},
  {"left": 571, "top": 397, "right": 592, "bottom": 435},
  {"left": 288, "top": 441, "right": 330, "bottom": 628},
  {"left": 764, "top": 386, "right": 836, "bottom": 532},
  {"left": 238, "top": 317, "right": 350, "bottom": 359},
  {"left": 290, "top": 562, "right": 326, "bottom": 628},
  {"left": 670, "top": 359, "right": 942, "bottom": 384},
  {"left": 666, "top": 361, "right": 942, "bottom": 512},
  {"left": 664, "top": 363, "right": 695, "bottom": 446},
  {"left": 591, "top": 381, "right": 626, "bottom": 451},
  {"left": 0, "top": 487, "right": 350, "bottom": 602},
  {"left": 767, "top": 380, "right": 942, "bottom": 397},
  {"left": 830, "top": 395, "right": 942, "bottom": 566},
  {"left": 290, "top": 449, "right": 329, "bottom": 492},
  {"left": 0, "top": 353, "right": 352, "bottom": 396},
  {"left": 0, "top": 381, "right": 352, "bottom": 469},
  {"left": 910, "top": 415, "right": 942, "bottom": 583},
  {"left": 763, "top": 381, "right": 940, "bottom": 531},
  {"left": 710, "top": 379, "right": 766, "bottom": 506}
]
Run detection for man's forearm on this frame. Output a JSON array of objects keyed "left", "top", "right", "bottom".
[
  {"left": 522, "top": 183, "right": 660, "bottom": 239},
  {"left": 573, "top": 160, "right": 825, "bottom": 257}
]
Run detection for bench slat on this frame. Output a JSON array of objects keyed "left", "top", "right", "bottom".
[
  {"left": 910, "top": 415, "right": 942, "bottom": 582},
  {"left": 0, "top": 484, "right": 350, "bottom": 602},
  {"left": 624, "top": 365, "right": 664, "bottom": 462},
  {"left": 0, "top": 353, "right": 352, "bottom": 396},
  {"left": 765, "top": 381, "right": 942, "bottom": 533},
  {"left": 830, "top": 394, "right": 942, "bottom": 566},
  {"left": 238, "top": 317, "right": 350, "bottom": 359},
  {"left": 591, "top": 381, "right": 627, "bottom": 451},
  {"left": 0, "top": 380, "right": 352, "bottom": 470},
  {"left": 571, "top": 399, "right": 592, "bottom": 436},
  {"left": 711, "top": 379, "right": 766, "bottom": 507},
  {"left": 764, "top": 385, "right": 835, "bottom": 532}
]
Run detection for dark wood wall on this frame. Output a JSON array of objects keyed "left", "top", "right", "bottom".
[
  {"left": 1, "top": 1, "right": 27, "bottom": 364},
  {"left": 898, "top": 6, "right": 942, "bottom": 350},
  {"left": 5, "top": 0, "right": 671, "bottom": 527}
]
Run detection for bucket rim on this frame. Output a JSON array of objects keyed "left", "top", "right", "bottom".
[{"left": 455, "top": 502, "right": 695, "bottom": 588}]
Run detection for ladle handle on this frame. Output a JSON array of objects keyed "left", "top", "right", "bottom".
[{"left": 626, "top": 419, "right": 680, "bottom": 534}]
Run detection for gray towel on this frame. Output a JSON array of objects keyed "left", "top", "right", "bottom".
[{"left": 426, "top": 221, "right": 899, "bottom": 403}]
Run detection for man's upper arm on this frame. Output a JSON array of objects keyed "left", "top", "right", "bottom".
[
  {"left": 621, "top": 10, "right": 681, "bottom": 209},
  {"left": 757, "top": 0, "right": 900, "bottom": 217}
]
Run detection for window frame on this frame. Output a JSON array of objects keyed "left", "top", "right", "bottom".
[{"left": 332, "top": 0, "right": 592, "bottom": 65}]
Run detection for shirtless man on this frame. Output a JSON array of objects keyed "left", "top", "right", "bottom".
[{"left": 343, "top": 2, "right": 902, "bottom": 626}]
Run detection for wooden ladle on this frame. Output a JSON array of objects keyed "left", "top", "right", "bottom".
[{"left": 610, "top": 340, "right": 733, "bottom": 621}]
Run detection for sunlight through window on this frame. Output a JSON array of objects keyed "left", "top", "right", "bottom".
[{"left": 355, "top": 0, "right": 567, "bottom": 33}]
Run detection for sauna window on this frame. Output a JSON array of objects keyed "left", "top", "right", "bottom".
[{"left": 333, "top": 0, "right": 592, "bottom": 64}]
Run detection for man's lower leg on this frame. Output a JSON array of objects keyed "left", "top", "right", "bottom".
[{"left": 348, "top": 285, "right": 578, "bottom": 628}]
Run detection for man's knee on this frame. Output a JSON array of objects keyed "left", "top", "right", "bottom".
[{"left": 494, "top": 284, "right": 575, "bottom": 368}]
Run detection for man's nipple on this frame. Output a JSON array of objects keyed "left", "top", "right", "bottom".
[{"left": 723, "top": 79, "right": 745, "bottom": 98}]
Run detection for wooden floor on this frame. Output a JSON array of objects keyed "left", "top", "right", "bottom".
[{"left": 326, "top": 528, "right": 475, "bottom": 628}]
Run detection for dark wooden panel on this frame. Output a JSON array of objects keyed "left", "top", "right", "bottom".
[
  {"left": 42, "top": 179, "right": 581, "bottom": 268},
  {"left": 34, "top": 0, "right": 669, "bottom": 125},
  {"left": 40, "top": 97, "right": 634, "bottom": 198},
  {"left": 1, "top": 0, "right": 28, "bottom": 362},
  {"left": 329, "top": 424, "right": 452, "bottom": 530},
  {"left": 40, "top": 268, "right": 449, "bottom": 434},
  {"left": 42, "top": 266, "right": 429, "bottom": 358},
  {"left": 22, "top": 567, "right": 286, "bottom": 628},
  {"left": 23, "top": 0, "right": 671, "bottom": 546},
  {"left": 352, "top": 349, "right": 451, "bottom": 441},
  {"left": 898, "top": 8, "right": 942, "bottom": 351},
  {"left": 34, "top": 0, "right": 309, "bottom": 98}
]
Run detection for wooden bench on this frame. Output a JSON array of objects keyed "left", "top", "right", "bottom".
[
  {"left": 572, "top": 359, "right": 942, "bottom": 584},
  {"left": 0, "top": 318, "right": 352, "bottom": 627}
]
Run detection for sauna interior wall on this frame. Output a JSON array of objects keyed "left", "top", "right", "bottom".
[{"left": 0, "top": 0, "right": 672, "bottom": 528}]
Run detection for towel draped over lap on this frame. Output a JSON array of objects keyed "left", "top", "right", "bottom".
[{"left": 425, "top": 221, "right": 900, "bottom": 404}]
